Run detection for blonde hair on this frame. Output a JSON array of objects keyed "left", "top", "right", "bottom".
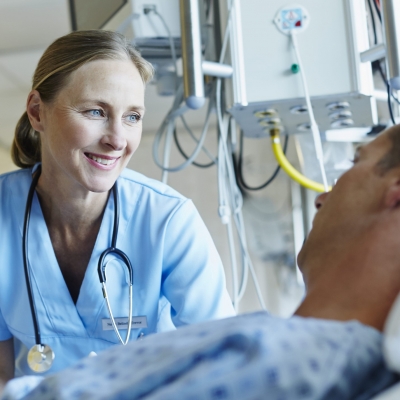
[{"left": 12, "top": 30, "right": 154, "bottom": 168}]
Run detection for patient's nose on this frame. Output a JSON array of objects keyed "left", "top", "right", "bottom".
[{"left": 315, "top": 192, "right": 329, "bottom": 209}]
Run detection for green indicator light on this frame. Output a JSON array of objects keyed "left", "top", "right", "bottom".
[{"left": 291, "top": 63, "right": 300, "bottom": 74}]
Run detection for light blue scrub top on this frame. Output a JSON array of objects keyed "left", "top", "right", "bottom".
[{"left": 0, "top": 167, "right": 235, "bottom": 377}]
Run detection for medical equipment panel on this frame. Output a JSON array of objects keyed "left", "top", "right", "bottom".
[{"left": 227, "top": 0, "right": 377, "bottom": 138}]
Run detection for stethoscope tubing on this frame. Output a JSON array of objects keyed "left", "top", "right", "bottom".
[
  {"left": 97, "top": 183, "right": 133, "bottom": 285},
  {"left": 23, "top": 166, "right": 134, "bottom": 350},
  {"left": 98, "top": 180, "right": 134, "bottom": 346},
  {"left": 97, "top": 247, "right": 134, "bottom": 285},
  {"left": 102, "top": 283, "right": 133, "bottom": 345},
  {"left": 22, "top": 167, "right": 43, "bottom": 346}
]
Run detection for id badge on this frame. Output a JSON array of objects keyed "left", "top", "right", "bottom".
[{"left": 102, "top": 316, "right": 148, "bottom": 331}]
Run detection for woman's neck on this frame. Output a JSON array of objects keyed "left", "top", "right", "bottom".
[
  {"left": 34, "top": 169, "right": 111, "bottom": 304},
  {"left": 35, "top": 171, "right": 109, "bottom": 236}
]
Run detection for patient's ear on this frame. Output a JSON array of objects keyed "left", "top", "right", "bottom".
[
  {"left": 385, "top": 178, "right": 400, "bottom": 208},
  {"left": 26, "top": 90, "right": 44, "bottom": 132}
]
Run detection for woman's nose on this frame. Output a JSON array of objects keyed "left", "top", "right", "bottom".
[{"left": 103, "top": 121, "right": 126, "bottom": 151}]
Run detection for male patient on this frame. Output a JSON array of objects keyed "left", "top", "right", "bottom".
[{"left": 4, "top": 126, "right": 400, "bottom": 399}]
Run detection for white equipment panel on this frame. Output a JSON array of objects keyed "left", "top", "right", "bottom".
[
  {"left": 130, "top": 0, "right": 181, "bottom": 38},
  {"left": 227, "top": 0, "right": 377, "bottom": 138}
]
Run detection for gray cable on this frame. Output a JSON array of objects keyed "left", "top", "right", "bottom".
[
  {"left": 153, "top": 87, "right": 215, "bottom": 172},
  {"left": 216, "top": 77, "right": 267, "bottom": 311},
  {"left": 180, "top": 115, "right": 217, "bottom": 163}
]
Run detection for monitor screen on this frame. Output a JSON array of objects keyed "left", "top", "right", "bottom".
[{"left": 69, "top": 0, "right": 128, "bottom": 31}]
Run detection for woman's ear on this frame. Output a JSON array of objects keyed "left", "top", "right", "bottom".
[
  {"left": 26, "top": 90, "right": 44, "bottom": 132},
  {"left": 384, "top": 178, "right": 400, "bottom": 208}
]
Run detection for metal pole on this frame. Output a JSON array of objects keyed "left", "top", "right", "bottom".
[
  {"left": 381, "top": 0, "right": 400, "bottom": 89},
  {"left": 179, "top": 0, "right": 205, "bottom": 109}
]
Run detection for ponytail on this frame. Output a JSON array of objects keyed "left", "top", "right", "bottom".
[{"left": 11, "top": 112, "right": 41, "bottom": 169}]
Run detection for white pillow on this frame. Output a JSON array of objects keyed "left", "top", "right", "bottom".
[{"left": 383, "top": 291, "right": 400, "bottom": 372}]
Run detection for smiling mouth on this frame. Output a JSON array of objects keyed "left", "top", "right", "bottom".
[{"left": 86, "top": 153, "right": 118, "bottom": 166}]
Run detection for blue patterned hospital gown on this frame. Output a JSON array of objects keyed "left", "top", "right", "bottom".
[{"left": 3, "top": 312, "right": 399, "bottom": 400}]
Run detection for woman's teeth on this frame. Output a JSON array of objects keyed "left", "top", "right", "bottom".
[{"left": 87, "top": 154, "right": 116, "bottom": 166}]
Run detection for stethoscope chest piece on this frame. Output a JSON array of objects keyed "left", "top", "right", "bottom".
[{"left": 27, "top": 344, "right": 55, "bottom": 372}]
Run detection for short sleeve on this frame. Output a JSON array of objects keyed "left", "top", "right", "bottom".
[
  {"left": 0, "top": 305, "right": 12, "bottom": 340},
  {"left": 161, "top": 199, "right": 235, "bottom": 326}
]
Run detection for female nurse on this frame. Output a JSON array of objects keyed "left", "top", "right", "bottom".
[{"left": 0, "top": 30, "right": 235, "bottom": 390}]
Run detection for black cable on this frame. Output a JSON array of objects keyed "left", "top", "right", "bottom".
[
  {"left": 380, "top": 65, "right": 399, "bottom": 123},
  {"left": 387, "top": 81, "right": 396, "bottom": 125},
  {"left": 173, "top": 128, "right": 216, "bottom": 168},
  {"left": 368, "top": 0, "right": 384, "bottom": 85},
  {"left": 367, "top": 0, "right": 397, "bottom": 127},
  {"left": 367, "top": 0, "right": 378, "bottom": 45},
  {"left": 392, "top": 91, "right": 400, "bottom": 105},
  {"left": 375, "top": 60, "right": 386, "bottom": 83},
  {"left": 237, "top": 130, "right": 289, "bottom": 191},
  {"left": 376, "top": 56, "right": 399, "bottom": 122},
  {"left": 367, "top": 0, "right": 397, "bottom": 125},
  {"left": 367, "top": 0, "right": 385, "bottom": 87},
  {"left": 373, "top": 0, "right": 382, "bottom": 23}
]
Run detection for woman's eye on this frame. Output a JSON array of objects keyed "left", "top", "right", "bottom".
[
  {"left": 127, "top": 114, "right": 141, "bottom": 123},
  {"left": 87, "top": 109, "right": 103, "bottom": 117}
]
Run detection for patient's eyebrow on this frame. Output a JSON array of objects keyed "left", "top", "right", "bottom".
[
  {"left": 353, "top": 145, "right": 362, "bottom": 162},
  {"left": 355, "top": 143, "right": 368, "bottom": 160}
]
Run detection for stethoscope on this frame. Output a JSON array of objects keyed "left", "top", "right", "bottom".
[{"left": 23, "top": 165, "right": 134, "bottom": 373}]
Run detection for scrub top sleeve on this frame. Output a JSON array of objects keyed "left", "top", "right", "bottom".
[
  {"left": 0, "top": 307, "right": 12, "bottom": 340},
  {"left": 161, "top": 200, "right": 235, "bottom": 327}
]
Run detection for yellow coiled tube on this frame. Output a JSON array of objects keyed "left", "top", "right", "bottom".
[{"left": 269, "top": 128, "right": 331, "bottom": 193}]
